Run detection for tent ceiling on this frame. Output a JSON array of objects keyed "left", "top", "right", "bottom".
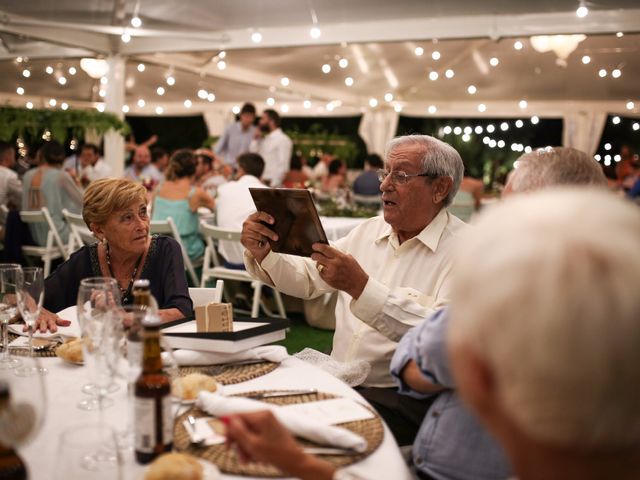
[{"left": 0, "top": 1, "right": 638, "bottom": 117}]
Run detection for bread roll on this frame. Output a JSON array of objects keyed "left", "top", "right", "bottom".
[
  {"left": 172, "top": 373, "right": 218, "bottom": 400},
  {"left": 55, "top": 337, "right": 83, "bottom": 363},
  {"left": 144, "top": 453, "right": 203, "bottom": 480}
]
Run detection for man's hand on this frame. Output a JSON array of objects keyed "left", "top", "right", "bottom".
[
  {"left": 311, "top": 243, "right": 369, "bottom": 299},
  {"left": 224, "top": 411, "right": 335, "bottom": 480},
  {"left": 241, "top": 212, "right": 278, "bottom": 264},
  {"left": 26, "top": 308, "right": 72, "bottom": 334}
]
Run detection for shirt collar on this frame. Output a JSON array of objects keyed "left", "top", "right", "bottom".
[{"left": 375, "top": 208, "right": 449, "bottom": 252}]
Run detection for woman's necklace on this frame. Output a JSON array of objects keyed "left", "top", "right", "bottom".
[{"left": 105, "top": 243, "right": 144, "bottom": 303}]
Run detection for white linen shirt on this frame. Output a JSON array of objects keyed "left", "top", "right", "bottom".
[
  {"left": 244, "top": 208, "right": 467, "bottom": 387},
  {"left": 249, "top": 128, "right": 293, "bottom": 187},
  {"left": 216, "top": 175, "right": 267, "bottom": 264},
  {"left": 80, "top": 158, "right": 112, "bottom": 182}
]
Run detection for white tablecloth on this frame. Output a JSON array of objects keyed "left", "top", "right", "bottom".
[
  {"left": 21, "top": 355, "right": 411, "bottom": 480},
  {"left": 320, "top": 217, "right": 368, "bottom": 241}
]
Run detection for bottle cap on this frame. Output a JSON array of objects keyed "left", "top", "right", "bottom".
[{"left": 133, "top": 279, "right": 150, "bottom": 289}]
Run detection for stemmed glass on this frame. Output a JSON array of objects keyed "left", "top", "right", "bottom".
[
  {"left": 76, "top": 277, "right": 121, "bottom": 411},
  {"left": 0, "top": 355, "right": 47, "bottom": 473},
  {"left": 0, "top": 264, "right": 21, "bottom": 370},
  {"left": 14, "top": 267, "right": 44, "bottom": 377}
]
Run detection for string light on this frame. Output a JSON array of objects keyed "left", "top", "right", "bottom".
[
  {"left": 612, "top": 69, "right": 622, "bottom": 78},
  {"left": 519, "top": 99, "right": 528, "bottom": 109},
  {"left": 303, "top": 100, "right": 311, "bottom": 109},
  {"left": 219, "top": 51, "right": 226, "bottom": 59},
  {"left": 122, "top": 105, "right": 130, "bottom": 113},
  {"left": 121, "top": 31, "right": 131, "bottom": 43},
  {"left": 16, "top": 87, "right": 24, "bottom": 95},
  {"left": 251, "top": 32, "right": 262, "bottom": 44},
  {"left": 598, "top": 69, "right": 607, "bottom": 78},
  {"left": 207, "top": 93, "right": 215, "bottom": 102},
  {"left": 137, "top": 99, "right": 145, "bottom": 107},
  {"left": 183, "top": 99, "right": 192, "bottom": 108},
  {"left": 232, "top": 105, "right": 240, "bottom": 114},
  {"left": 464, "top": 126, "right": 472, "bottom": 135},
  {"left": 96, "top": 104, "right": 105, "bottom": 112},
  {"left": 326, "top": 102, "right": 335, "bottom": 112},
  {"left": 633, "top": 123, "right": 639, "bottom": 131},
  {"left": 61, "top": 102, "right": 69, "bottom": 110},
  {"left": 454, "top": 126, "right": 462, "bottom": 135},
  {"left": 445, "top": 69, "right": 454, "bottom": 78},
  {"left": 443, "top": 126, "right": 453, "bottom": 134},
  {"left": 612, "top": 116, "right": 621, "bottom": 125},
  {"left": 280, "top": 77, "right": 290, "bottom": 87},
  {"left": 266, "top": 97, "right": 275, "bottom": 106},
  {"left": 462, "top": 133, "right": 471, "bottom": 142},
  {"left": 310, "top": 27, "right": 321, "bottom": 39},
  {"left": 131, "top": 16, "right": 142, "bottom": 28},
  {"left": 467, "top": 85, "right": 477, "bottom": 94},
  {"left": 581, "top": 55, "right": 591, "bottom": 64},
  {"left": 137, "top": 63, "right": 145, "bottom": 72},
  {"left": 155, "top": 106, "right": 163, "bottom": 114},
  {"left": 68, "top": 67, "right": 76, "bottom": 75},
  {"left": 58, "top": 76, "right": 67, "bottom": 85},
  {"left": 22, "top": 69, "right": 30, "bottom": 78},
  {"left": 431, "top": 51, "right": 441, "bottom": 60},
  {"left": 217, "top": 61, "right": 226, "bottom": 70},
  {"left": 489, "top": 57, "right": 499, "bottom": 67},
  {"left": 166, "top": 76, "right": 176, "bottom": 85},
  {"left": 281, "top": 104, "right": 289, "bottom": 113},
  {"left": 478, "top": 103, "right": 487, "bottom": 112},
  {"left": 428, "top": 105, "right": 437, "bottom": 114},
  {"left": 26, "top": 102, "right": 33, "bottom": 109},
  {"left": 99, "top": 89, "right": 106, "bottom": 98},
  {"left": 497, "top": 140, "right": 505, "bottom": 148},
  {"left": 616, "top": 32, "right": 624, "bottom": 38},
  {"left": 626, "top": 101, "right": 635, "bottom": 110},
  {"left": 394, "top": 104, "right": 403, "bottom": 113},
  {"left": 197, "top": 89, "right": 208, "bottom": 99},
  {"left": 100, "top": 77, "right": 108, "bottom": 85},
  {"left": 486, "top": 124, "right": 495, "bottom": 133},
  {"left": 474, "top": 126, "right": 483, "bottom": 134},
  {"left": 384, "top": 93, "right": 393, "bottom": 102},
  {"left": 514, "top": 41, "right": 524, "bottom": 50},
  {"left": 156, "top": 87, "right": 165, "bottom": 96},
  {"left": 338, "top": 58, "right": 349, "bottom": 69},
  {"left": 576, "top": 1, "right": 589, "bottom": 18},
  {"left": 345, "top": 77, "right": 354, "bottom": 87},
  {"left": 531, "top": 116, "right": 540, "bottom": 124},
  {"left": 515, "top": 120, "right": 524, "bottom": 128},
  {"left": 45, "top": 66, "right": 53, "bottom": 74},
  {"left": 500, "top": 122, "right": 509, "bottom": 131},
  {"left": 429, "top": 71, "right": 438, "bottom": 81},
  {"left": 369, "top": 98, "right": 378, "bottom": 108},
  {"left": 594, "top": 154, "right": 601, "bottom": 161}
]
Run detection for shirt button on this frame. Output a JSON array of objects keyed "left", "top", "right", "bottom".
[{"left": 431, "top": 411, "right": 440, "bottom": 418}]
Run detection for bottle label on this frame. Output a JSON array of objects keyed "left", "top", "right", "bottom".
[
  {"left": 134, "top": 395, "right": 173, "bottom": 453},
  {"left": 134, "top": 397, "right": 155, "bottom": 454}
]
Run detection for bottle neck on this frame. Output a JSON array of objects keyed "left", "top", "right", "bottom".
[{"left": 141, "top": 327, "right": 163, "bottom": 373}]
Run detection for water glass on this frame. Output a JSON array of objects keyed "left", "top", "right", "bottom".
[
  {"left": 54, "top": 424, "right": 122, "bottom": 479},
  {"left": 0, "top": 264, "right": 21, "bottom": 370},
  {"left": 14, "top": 267, "right": 44, "bottom": 377}
]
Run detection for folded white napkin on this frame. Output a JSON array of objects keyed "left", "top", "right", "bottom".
[
  {"left": 8, "top": 306, "right": 80, "bottom": 339},
  {"left": 196, "top": 392, "right": 367, "bottom": 452},
  {"left": 165, "top": 345, "right": 289, "bottom": 366}
]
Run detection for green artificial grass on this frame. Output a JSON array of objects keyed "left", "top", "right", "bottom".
[{"left": 274, "top": 312, "right": 334, "bottom": 355}]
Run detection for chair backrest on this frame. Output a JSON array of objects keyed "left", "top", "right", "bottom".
[
  {"left": 19, "top": 207, "right": 69, "bottom": 260},
  {"left": 151, "top": 216, "right": 199, "bottom": 285},
  {"left": 352, "top": 193, "right": 382, "bottom": 208},
  {"left": 188, "top": 280, "right": 224, "bottom": 307},
  {"left": 62, "top": 208, "right": 96, "bottom": 253},
  {"left": 199, "top": 221, "right": 242, "bottom": 268}
]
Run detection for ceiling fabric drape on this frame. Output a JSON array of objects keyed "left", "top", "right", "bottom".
[
  {"left": 358, "top": 109, "right": 399, "bottom": 156},
  {"left": 562, "top": 112, "right": 607, "bottom": 156}
]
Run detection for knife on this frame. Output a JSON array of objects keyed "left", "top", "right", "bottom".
[{"left": 242, "top": 389, "right": 318, "bottom": 399}]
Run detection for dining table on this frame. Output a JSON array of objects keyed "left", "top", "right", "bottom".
[{"left": 19, "top": 347, "right": 412, "bottom": 480}]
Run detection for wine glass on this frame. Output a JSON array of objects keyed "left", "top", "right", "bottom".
[
  {"left": 76, "top": 277, "right": 121, "bottom": 411},
  {"left": 0, "top": 355, "right": 46, "bottom": 473},
  {"left": 0, "top": 264, "right": 21, "bottom": 370},
  {"left": 54, "top": 424, "right": 121, "bottom": 479},
  {"left": 14, "top": 267, "right": 44, "bottom": 377}
]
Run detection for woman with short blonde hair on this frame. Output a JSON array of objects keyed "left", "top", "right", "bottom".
[{"left": 37, "top": 178, "right": 192, "bottom": 332}]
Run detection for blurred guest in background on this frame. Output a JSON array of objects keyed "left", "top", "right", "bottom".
[
  {"left": 282, "top": 155, "right": 310, "bottom": 188},
  {"left": 152, "top": 149, "right": 214, "bottom": 260},
  {"left": 311, "top": 152, "right": 335, "bottom": 181},
  {"left": 76, "top": 143, "right": 111, "bottom": 187},
  {"left": 22, "top": 140, "right": 82, "bottom": 246},
  {"left": 448, "top": 161, "right": 484, "bottom": 222},
  {"left": 195, "top": 149, "right": 231, "bottom": 197},
  {"left": 616, "top": 145, "right": 638, "bottom": 190},
  {"left": 0, "top": 141, "right": 22, "bottom": 210},
  {"left": 124, "top": 145, "right": 163, "bottom": 188},
  {"left": 250, "top": 109, "right": 292, "bottom": 187},
  {"left": 216, "top": 153, "right": 266, "bottom": 267},
  {"left": 320, "top": 158, "right": 347, "bottom": 193},
  {"left": 215, "top": 102, "right": 257, "bottom": 169},
  {"left": 149, "top": 146, "right": 169, "bottom": 182},
  {"left": 353, "top": 153, "right": 383, "bottom": 196},
  {"left": 449, "top": 189, "right": 640, "bottom": 480},
  {"left": 38, "top": 178, "right": 192, "bottom": 332}
]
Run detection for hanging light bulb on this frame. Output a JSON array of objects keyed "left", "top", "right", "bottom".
[{"left": 576, "top": 1, "right": 589, "bottom": 18}]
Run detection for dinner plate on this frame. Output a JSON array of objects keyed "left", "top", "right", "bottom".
[{"left": 8, "top": 305, "right": 81, "bottom": 339}]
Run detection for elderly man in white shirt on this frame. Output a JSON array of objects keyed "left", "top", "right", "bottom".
[
  {"left": 216, "top": 153, "right": 267, "bottom": 267},
  {"left": 249, "top": 109, "right": 292, "bottom": 187},
  {"left": 241, "top": 134, "right": 466, "bottom": 389}
]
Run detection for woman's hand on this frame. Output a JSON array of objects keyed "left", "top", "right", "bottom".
[
  {"left": 224, "top": 411, "right": 336, "bottom": 480},
  {"left": 28, "top": 308, "right": 72, "bottom": 334}
]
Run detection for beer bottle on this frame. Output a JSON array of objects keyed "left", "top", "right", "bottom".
[
  {"left": 134, "top": 316, "right": 172, "bottom": 464},
  {"left": 0, "top": 382, "right": 27, "bottom": 480},
  {"left": 127, "top": 279, "right": 151, "bottom": 367}
]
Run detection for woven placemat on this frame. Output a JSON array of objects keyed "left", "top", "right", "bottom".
[
  {"left": 6, "top": 332, "right": 58, "bottom": 358},
  {"left": 174, "top": 391, "right": 384, "bottom": 477},
  {"left": 178, "top": 361, "right": 279, "bottom": 385}
]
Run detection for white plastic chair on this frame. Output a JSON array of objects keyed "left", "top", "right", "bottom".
[
  {"left": 62, "top": 208, "right": 96, "bottom": 254},
  {"left": 199, "top": 220, "right": 286, "bottom": 318},
  {"left": 150, "top": 217, "right": 202, "bottom": 287},
  {"left": 19, "top": 207, "right": 70, "bottom": 276},
  {"left": 188, "top": 280, "right": 224, "bottom": 308}
]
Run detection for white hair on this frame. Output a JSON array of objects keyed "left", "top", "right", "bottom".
[
  {"left": 509, "top": 147, "right": 606, "bottom": 193},
  {"left": 385, "top": 135, "right": 464, "bottom": 207},
  {"left": 449, "top": 188, "right": 640, "bottom": 448}
]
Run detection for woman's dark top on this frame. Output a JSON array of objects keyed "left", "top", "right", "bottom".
[{"left": 44, "top": 235, "right": 193, "bottom": 318}]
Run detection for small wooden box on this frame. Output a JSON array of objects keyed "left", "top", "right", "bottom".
[{"left": 195, "top": 302, "right": 234, "bottom": 333}]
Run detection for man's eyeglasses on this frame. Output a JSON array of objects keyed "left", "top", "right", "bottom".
[{"left": 376, "top": 169, "right": 437, "bottom": 185}]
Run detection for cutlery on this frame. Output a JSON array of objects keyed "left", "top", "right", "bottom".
[
  {"left": 185, "top": 415, "right": 204, "bottom": 445},
  {"left": 303, "top": 447, "right": 359, "bottom": 456},
  {"left": 242, "top": 389, "right": 318, "bottom": 399}
]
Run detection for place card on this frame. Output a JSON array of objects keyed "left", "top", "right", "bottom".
[{"left": 280, "top": 398, "right": 375, "bottom": 425}]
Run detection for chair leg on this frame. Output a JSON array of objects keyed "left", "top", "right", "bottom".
[
  {"left": 251, "top": 282, "right": 262, "bottom": 318},
  {"left": 274, "top": 290, "right": 287, "bottom": 318},
  {"left": 43, "top": 255, "right": 51, "bottom": 277}
]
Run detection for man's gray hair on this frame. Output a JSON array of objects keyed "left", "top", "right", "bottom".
[
  {"left": 385, "top": 135, "right": 464, "bottom": 207},
  {"left": 450, "top": 189, "right": 640, "bottom": 448},
  {"left": 509, "top": 147, "right": 606, "bottom": 193}
]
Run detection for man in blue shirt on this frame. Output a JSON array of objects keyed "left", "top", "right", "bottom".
[
  {"left": 353, "top": 153, "right": 383, "bottom": 196},
  {"left": 215, "top": 103, "right": 256, "bottom": 169}
]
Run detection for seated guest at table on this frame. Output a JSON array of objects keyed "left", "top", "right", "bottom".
[
  {"left": 385, "top": 147, "right": 607, "bottom": 471},
  {"left": 311, "top": 152, "right": 334, "bottom": 181},
  {"left": 353, "top": 153, "right": 383, "bottom": 196},
  {"left": 216, "top": 153, "right": 267, "bottom": 267},
  {"left": 35, "top": 178, "right": 192, "bottom": 332},
  {"left": 195, "top": 149, "right": 231, "bottom": 197},
  {"left": 22, "top": 140, "right": 83, "bottom": 246},
  {"left": 448, "top": 161, "right": 484, "bottom": 222},
  {"left": 448, "top": 188, "right": 640, "bottom": 480},
  {"left": 282, "top": 155, "right": 310, "bottom": 188},
  {"left": 152, "top": 149, "right": 215, "bottom": 260},
  {"left": 149, "top": 146, "right": 169, "bottom": 181},
  {"left": 76, "top": 143, "right": 112, "bottom": 187},
  {"left": 320, "top": 159, "right": 347, "bottom": 193},
  {"left": 242, "top": 134, "right": 465, "bottom": 390},
  {"left": 124, "top": 145, "right": 163, "bottom": 187}
]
